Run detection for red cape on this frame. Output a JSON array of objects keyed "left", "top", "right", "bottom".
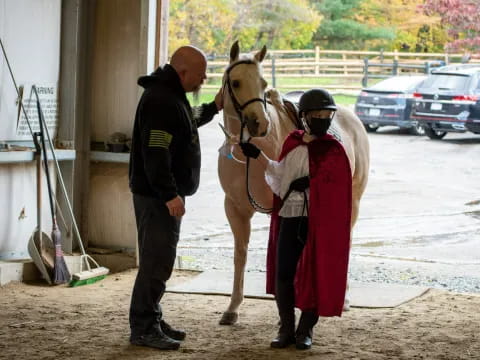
[{"left": 266, "top": 130, "right": 352, "bottom": 317}]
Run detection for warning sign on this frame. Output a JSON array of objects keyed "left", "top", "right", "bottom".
[{"left": 16, "top": 84, "right": 58, "bottom": 140}]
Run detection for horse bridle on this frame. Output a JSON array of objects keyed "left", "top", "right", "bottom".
[
  {"left": 223, "top": 59, "right": 267, "bottom": 142},
  {"left": 222, "top": 59, "right": 272, "bottom": 214}
]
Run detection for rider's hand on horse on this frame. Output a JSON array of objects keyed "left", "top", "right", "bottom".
[
  {"left": 239, "top": 142, "right": 261, "bottom": 159},
  {"left": 289, "top": 176, "right": 310, "bottom": 192},
  {"left": 166, "top": 195, "right": 185, "bottom": 217}
]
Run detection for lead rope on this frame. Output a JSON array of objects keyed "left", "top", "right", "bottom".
[{"left": 241, "top": 121, "right": 273, "bottom": 214}]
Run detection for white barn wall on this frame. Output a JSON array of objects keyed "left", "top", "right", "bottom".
[
  {"left": 87, "top": 163, "right": 136, "bottom": 249},
  {"left": 0, "top": 0, "right": 157, "bottom": 256},
  {"left": 86, "top": 0, "right": 154, "bottom": 249},
  {"left": 89, "top": 0, "right": 143, "bottom": 142},
  {"left": 0, "top": 0, "right": 61, "bottom": 259}
]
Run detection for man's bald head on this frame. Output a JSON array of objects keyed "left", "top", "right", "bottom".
[
  {"left": 171, "top": 46, "right": 207, "bottom": 70},
  {"left": 170, "top": 46, "right": 207, "bottom": 93}
]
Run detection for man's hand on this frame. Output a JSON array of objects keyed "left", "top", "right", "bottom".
[
  {"left": 166, "top": 196, "right": 185, "bottom": 217},
  {"left": 214, "top": 89, "right": 224, "bottom": 111}
]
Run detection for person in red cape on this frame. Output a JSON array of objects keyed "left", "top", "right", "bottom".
[{"left": 240, "top": 89, "right": 352, "bottom": 350}]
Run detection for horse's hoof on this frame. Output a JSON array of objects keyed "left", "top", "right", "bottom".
[{"left": 219, "top": 312, "right": 238, "bottom": 325}]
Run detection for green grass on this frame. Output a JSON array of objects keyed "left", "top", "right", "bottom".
[
  {"left": 204, "top": 75, "right": 360, "bottom": 88},
  {"left": 332, "top": 94, "right": 357, "bottom": 105},
  {"left": 273, "top": 77, "right": 338, "bottom": 86},
  {"left": 188, "top": 92, "right": 356, "bottom": 106},
  {"left": 194, "top": 75, "right": 360, "bottom": 106}
]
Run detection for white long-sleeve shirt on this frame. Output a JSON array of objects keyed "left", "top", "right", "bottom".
[{"left": 265, "top": 145, "right": 309, "bottom": 217}]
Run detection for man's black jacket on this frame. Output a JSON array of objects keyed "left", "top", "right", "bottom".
[{"left": 129, "top": 64, "right": 218, "bottom": 201}]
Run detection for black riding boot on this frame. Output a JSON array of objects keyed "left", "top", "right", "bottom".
[
  {"left": 295, "top": 310, "right": 318, "bottom": 350},
  {"left": 272, "top": 216, "right": 307, "bottom": 349},
  {"left": 271, "top": 283, "right": 296, "bottom": 348},
  {"left": 271, "top": 312, "right": 295, "bottom": 348}
]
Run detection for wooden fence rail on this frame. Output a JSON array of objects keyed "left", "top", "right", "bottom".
[{"left": 204, "top": 47, "right": 480, "bottom": 93}]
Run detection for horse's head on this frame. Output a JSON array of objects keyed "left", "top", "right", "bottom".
[{"left": 223, "top": 41, "right": 269, "bottom": 138}]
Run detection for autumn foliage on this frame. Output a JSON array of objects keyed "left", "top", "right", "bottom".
[{"left": 422, "top": 0, "right": 480, "bottom": 52}]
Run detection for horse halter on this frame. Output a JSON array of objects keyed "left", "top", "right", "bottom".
[
  {"left": 223, "top": 59, "right": 267, "bottom": 141},
  {"left": 222, "top": 59, "right": 272, "bottom": 214}
]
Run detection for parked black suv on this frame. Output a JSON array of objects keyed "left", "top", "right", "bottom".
[
  {"left": 355, "top": 75, "right": 427, "bottom": 135},
  {"left": 411, "top": 64, "right": 480, "bottom": 139}
]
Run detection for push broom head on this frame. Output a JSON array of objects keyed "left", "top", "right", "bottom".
[
  {"left": 69, "top": 267, "right": 109, "bottom": 287},
  {"left": 69, "top": 254, "right": 109, "bottom": 287}
]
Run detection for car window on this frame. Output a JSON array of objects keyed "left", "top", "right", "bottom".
[
  {"left": 421, "top": 74, "right": 470, "bottom": 91},
  {"left": 368, "top": 76, "right": 426, "bottom": 92}
]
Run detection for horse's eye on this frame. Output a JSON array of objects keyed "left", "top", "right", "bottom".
[{"left": 232, "top": 80, "right": 240, "bottom": 88}]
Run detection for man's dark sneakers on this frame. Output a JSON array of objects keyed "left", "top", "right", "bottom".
[
  {"left": 270, "top": 333, "right": 296, "bottom": 348},
  {"left": 295, "top": 334, "right": 312, "bottom": 350},
  {"left": 160, "top": 320, "right": 186, "bottom": 341},
  {"left": 130, "top": 332, "right": 180, "bottom": 350}
]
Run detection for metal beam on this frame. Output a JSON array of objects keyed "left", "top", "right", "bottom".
[
  {"left": 155, "top": 0, "right": 169, "bottom": 67},
  {"left": 58, "top": 0, "right": 94, "bottom": 253}
]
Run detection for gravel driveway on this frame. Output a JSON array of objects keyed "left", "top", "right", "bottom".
[{"left": 178, "top": 115, "right": 480, "bottom": 294}]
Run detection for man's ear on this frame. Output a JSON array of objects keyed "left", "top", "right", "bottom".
[{"left": 177, "top": 69, "right": 188, "bottom": 87}]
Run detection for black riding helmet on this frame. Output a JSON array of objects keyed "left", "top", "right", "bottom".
[{"left": 298, "top": 88, "right": 337, "bottom": 115}]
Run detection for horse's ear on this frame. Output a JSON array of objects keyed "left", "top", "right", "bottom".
[
  {"left": 230, "top": 41, "right": 240, "bottom": 63},
  {"left": 254, "top": 45, "right": 267, "bottom": 63}
]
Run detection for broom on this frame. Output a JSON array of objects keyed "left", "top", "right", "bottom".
[
  {"left": 35, "top": 92, "right": 70, "bottom": 284},
  {"left": 32, "top": 86, "right": 109, "bottom": 287},
  {"left": 2, "top": 37, "right": 108, "bottom": 287}
]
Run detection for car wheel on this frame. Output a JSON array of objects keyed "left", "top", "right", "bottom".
[
  {"left": 364, "top": 123, "right": 379, "bottom": 133},
  {"left": 424, "top": 126, "right": 447, "bottom": 140},
  {"left": 409, "top": 123, "right": 426, "bottom": 136}
]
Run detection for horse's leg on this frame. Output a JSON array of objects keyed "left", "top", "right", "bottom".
[
  {"left": 219, "top": 196, "right": 254, "bottom": 325},
  {"left": 344, "top": 194, "right": 362, "bottom": 311}
]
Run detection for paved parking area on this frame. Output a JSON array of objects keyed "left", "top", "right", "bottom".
[{"left": 178, "top": 116, "right": 480, "bottom": 293}]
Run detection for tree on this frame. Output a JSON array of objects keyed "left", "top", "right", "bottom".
[
  {"left": 169, "top": 0, "right": 320, "bottom": 55},
  {"left": 310, "top": 0, "right": 395, "bottom": 50},
  {"left": 233, "top": 0, "right": 320, "bottom": 50},
  {"left": 358, "top": 0, "right": 448, "bottom": 52},
  {"left": 169, "top": 0, "right": 237, "bottom": 55},
  {"left": 422, "top": 0, "right": 480, "bottom": 52}
]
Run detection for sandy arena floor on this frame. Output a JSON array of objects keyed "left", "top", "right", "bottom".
[{"left": 0, "top": 269, "right": 479, "bottom": 360}]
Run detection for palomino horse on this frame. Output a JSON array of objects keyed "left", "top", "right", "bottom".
[{"left": 217, "top": 41, "right": 370, "bottom": 325}]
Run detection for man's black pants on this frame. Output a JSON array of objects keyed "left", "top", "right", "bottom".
[
  {"left": 276, "top": 216, "right": 319, "bottom": 336},
  {"left": 129, "top": 194, "right": 181, "bottom": 338}
]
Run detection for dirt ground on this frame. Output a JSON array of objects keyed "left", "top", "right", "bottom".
[{"left": 0, "top": 269, "right": 479, "bottom": 360}]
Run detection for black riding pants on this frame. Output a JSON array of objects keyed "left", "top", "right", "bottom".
[
  {"left": 276, "top": 216, "right": 319, "bottom": 337},
  {"left": 129, "top": 194, "right": 181, "bottom": 338}
]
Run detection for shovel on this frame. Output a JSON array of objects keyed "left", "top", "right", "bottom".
[
  {"left": 34, "top": 86, "right": 70, "bottom": 284},
  {"left": 27, "top": 133, "right": 55, "bottom": 284}
]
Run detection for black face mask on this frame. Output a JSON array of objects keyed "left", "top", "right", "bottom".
[{"left": 307, "top": 117, "right": 332, "bottom": 136}]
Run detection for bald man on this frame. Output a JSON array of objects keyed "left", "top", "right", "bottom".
[{"left": 129, "top": 46, "right": 222, "bottom": 350}]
